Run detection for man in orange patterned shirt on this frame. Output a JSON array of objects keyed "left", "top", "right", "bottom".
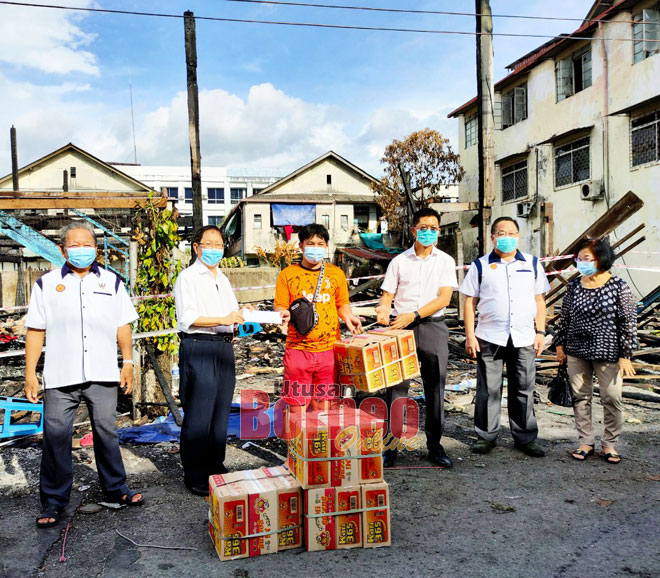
[{"left": 274, "top": 223, "right": 362, "bottom": 408}]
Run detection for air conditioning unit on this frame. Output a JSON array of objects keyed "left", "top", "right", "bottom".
[
  {"left": 580, "top": 180, "right": 604, "bottom": 201},
  {"left": 516, "top": 201, "right": 535, "bottom": 218}
]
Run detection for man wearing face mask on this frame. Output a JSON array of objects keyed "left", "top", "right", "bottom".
[
  {"left": 25, "top": 222, "right": 143, "bottom": 529},
  {"left": 174, "top": 225, "right": 244, "bottom": 495},
  {"left": 459, "top": 216, "right": 550, "bottom": 457},
  {"left": 274, "top": 223, "right": 362, "bottom": 410},
  {"left": 376, "top": 207, "right": 458, "bottom": 468}
]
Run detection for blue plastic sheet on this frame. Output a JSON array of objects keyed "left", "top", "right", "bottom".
[
  {"left": 117, "top": 403, "right": 276, "bottom": 444},
  {"left": 272, "top": 204, "right": 316, "bottom": 226}
]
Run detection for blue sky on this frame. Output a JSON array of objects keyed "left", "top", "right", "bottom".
[{"left": 0, "top": 0, "right": 594, "bottom": 177}]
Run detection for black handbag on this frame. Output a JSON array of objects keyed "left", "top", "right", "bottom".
[
  {"left": 547, "top": 364, "right": 574, "bottom": 407},
  {"left": 289, "top": 261, "right": 325, "bottom": 336}
]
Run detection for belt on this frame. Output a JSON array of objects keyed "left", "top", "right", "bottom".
[
  {"left": 420, "top": 316, "right": 445, "bottom": 324},
  {"left": 179, "top": 332, "right": 234, "bottom": 343}
]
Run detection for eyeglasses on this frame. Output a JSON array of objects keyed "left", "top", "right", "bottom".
[
  {"left": 493, "top": 232, "right": 520, "bottom": 238},
  {"left": 575, "top": 257, "right": 595, "bottom": 263},
  {"left": 66, "top": 244, "right": 95, "bottom": 248},
  {"left": 416, "top": 226, "right": 439, "bottom": 232},
  {"left": 198, "top": 243, "right": 224, "bottom": 249}
]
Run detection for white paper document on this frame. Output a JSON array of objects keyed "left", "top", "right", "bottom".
[{"left": 241, "top": 309, "right": 283, "bottom": 324}]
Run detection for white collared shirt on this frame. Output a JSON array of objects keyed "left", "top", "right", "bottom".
[
  {"left": 381, "top": 245, "right": 458, "bottom": 317},
  {"left": 459, "top": 250, "right": 551, "bottom": 347},
  {"left": 174, "top": 259, "right": 238, "bottom": 334},
  {"left": 25, "top": 263, "right": 138, "bottom": 390}
]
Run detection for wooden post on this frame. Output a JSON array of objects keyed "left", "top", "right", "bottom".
[
  {"left": 475, "top": 0, "right": 495, "bottom": 256},
  {"left": 456, "top": 229, "right": 465, "bottom": 321},
  {"left": 397, "top": 162, "right": 417, "bottom": 247},
  {"left": 184, "top": 11, "right": 203, "bottom": 235},
  {"left": 10, "top": 126, "right": 19, "bottom": 192}
]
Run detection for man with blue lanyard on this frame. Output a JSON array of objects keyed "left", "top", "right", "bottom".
[
  {"left": 174, "top": 225, "right": 245, "bottom": 496},
  {"left": 459, "top": 216, "right": 550, "bottom": 457},
  {"left": 25, "top": 221, "right": 143, "bottom": 529},
  {"left": 377, "top": 207, "right": 458, "bottom": 468}
]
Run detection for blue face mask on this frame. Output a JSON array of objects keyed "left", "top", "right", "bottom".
[
  {"left": 416, "top": 229, "right": 438, "bottom": 247},
  {"left": 200, "top": 248, "right": 224, "bottom": 266},
  {"left": 66, "top": 247, "right": 96, "bottom": 269},
  {"left": 303, "top": 246, "right": 326, "bottom": 264},
  {"left": 495, "top": 236, "right": 518, "bottom": 254},
  {"left": 576, "top": 261, "right": 597, "bottom": 276}
]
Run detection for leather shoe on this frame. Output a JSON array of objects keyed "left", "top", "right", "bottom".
[
  {"left": 185, "top": 482, "right": 209, "bottom": 497},
  {"left": 383, "top": 449, "right": 397, "bottom": 468},
  {"left": 428, "top": 447, "right": 453, "bottom": 468},
  {"left": 514, "top": 441, "right": 545, "bottom": 457},
  {"left": 471, "top": 439, "right": 497, "bottom": 454}
]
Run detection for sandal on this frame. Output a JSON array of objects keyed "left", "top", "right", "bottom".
[
  {"left": 603, "top": 452, "right": 621, "bottom": 464},
  {"left": 36, "top": 507, "right": 62, "bottom": 529},
  {"left": 101, "top": 489, "right": 145, "bottom": 508},
  {"left": 571, "top": 447, "right": 595, "bottom": 461}
]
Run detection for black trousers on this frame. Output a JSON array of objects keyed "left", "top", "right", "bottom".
[
  {"left": 179, "top": 335, "right": 236, "bottom": 488},
  {"left": 41, "top": 383, "right": 128, "bottom": 509},
  {"left": 386, "top": 321, "right": 449, "bottom": 452}
]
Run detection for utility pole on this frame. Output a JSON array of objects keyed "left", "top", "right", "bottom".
[
  {"left": 10, "top": 126, "right": 19, "bottom": 191},
  {"left": 475, "top": 0, "right": 495, "bottom": 255},
  {"left": 184, "top": 11, "right": 203, "bottom": 235}
]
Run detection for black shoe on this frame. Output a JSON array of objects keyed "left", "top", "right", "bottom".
[
  {"left": 471, "top": 439, "right": 497, "bottom": 454},
  {"left": 185, "top": 481, "right": 209, "bottom": 496},
  {"left": 383, "top": 449, "right": 397, "bottom": 468},
  {"left": 428, "top": 447, "right": 453, "bottom": 468},
  {"left": 215, "top": 464, "right": 229, "bottom": 475},
  {"left": 514, "top": 441, "right": 545, "bottom": 458}
]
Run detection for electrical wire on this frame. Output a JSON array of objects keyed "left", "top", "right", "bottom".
[{"left": 0, "top": 1, "right": 656, "bottom": 43}]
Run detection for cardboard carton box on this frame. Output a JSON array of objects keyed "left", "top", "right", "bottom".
[
  {"left": 364, "top": 334, "right": 404, "bottom": 387},
  {"left": 270, "top": 474, "right": 303, "bottom": 551},
  {"left": 210, "top": 481, "right": 249, "bottom": 561},
  {"left": 362, "top": 482, "right": 391, "bottom": 548},
  {"left": 368, "top": 329, "right": 421, "bottom": 380},
  {"left": 336, "top": 486, "right": 362, "bottom": 549},
  {"left": 286, "top": 411, "right": 331, "bottom": 489},
  {"left": 243, "top": 478, "right": 278, "bottom": 557},
  {"left": 305, "top": 487, "right": 336, "bottom": 551},
  {"left": 334, "top": 336, "right": 387, "bottom": 392}
]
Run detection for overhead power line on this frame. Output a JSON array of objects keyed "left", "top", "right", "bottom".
[{"left": 0, "top": 1, "right": 655, "bottom": 43}]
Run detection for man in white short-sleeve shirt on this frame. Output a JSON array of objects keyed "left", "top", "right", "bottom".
[
  {"left": 25, "top": 222, "right": 143, "bottom": 529},
  {"left": 459, "top": 216, "right": 550, "bottom": 458},
  {"left": 376, "top": 207, "right": 458, "bottom": 468}
]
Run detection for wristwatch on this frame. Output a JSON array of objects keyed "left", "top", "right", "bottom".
[
  {"left": 414, "top": 311, "right": 421, "bottom": 323},
  {"left": 535, "top": 330, "right": 546, "bottom": 336}
]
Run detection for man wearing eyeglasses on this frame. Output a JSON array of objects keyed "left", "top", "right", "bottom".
[
  {"left": 376, "top": 207, "right": 458, "bottom": 468},
  {"left": 174, "top": 225, "right": 245, "bottom": 495},
  {"left": 459, "top": 216, "right": 550, "bottom": 458}
]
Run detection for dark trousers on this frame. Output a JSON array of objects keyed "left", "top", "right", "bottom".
[
  {"left": 179, "top": 336, "right": 235, "bottom": 488},
  {"left": 386, "top": 321, "right": 449, "bottom": 452},
  {"left": 41, "top": 383, "right": 128, "bottom": 509},
  {"left": 474, "top": 337, "right": 538, "bottom": 444}
]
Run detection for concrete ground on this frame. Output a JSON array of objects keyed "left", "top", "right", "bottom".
[{"left": 1, "top": 394, "right": 659, "bottom": 578}]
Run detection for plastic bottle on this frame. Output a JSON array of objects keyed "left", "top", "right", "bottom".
[{"left": 171, "top": 362, "right": 180, "bottom": 397}]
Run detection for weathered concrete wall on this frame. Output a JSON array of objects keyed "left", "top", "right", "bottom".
[
  {"left": 0, "top": 270, "right": 49, "bottom": 309},
  {"left": 222, "top": 266, "right": 279, "bottom": 302}
]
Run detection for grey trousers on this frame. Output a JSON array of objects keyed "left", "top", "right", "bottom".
[
  {"left": 474, "top": 337, "right": 538, "bottom": 444},
  {"left": 567, "top": 355, "right": 624, "bottom": 447},
  {"left": 386, "top": 321, "right": 449, "bottom": 452},
  {"left": 41, "top": 383, "right": 128, "bottom": 509}
]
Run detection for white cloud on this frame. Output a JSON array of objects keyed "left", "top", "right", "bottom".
[{"left": 0, "top": 1, "right": 98, "bottom": 75}]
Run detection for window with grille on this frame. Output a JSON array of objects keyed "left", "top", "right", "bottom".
[
  {"left": 321, "top": 214, "right": 330, "bottom": 229},
  {"left": 254, "top": 214, "right": 262, "bottom": 229},
  {"left": 631, "top": 109, "right": 660, "bottom": 166},
  {"left": 501, "top": 84, "right": 528, "bottom": 129},
  {"left": 166, "top": 187, "right": 179, "bottom": 200},
  {"left": 184, "top": 187, "right": 193, "bottom": 204},
  {"left": 554, "top": 136, "right": 590, "bottom": 187},
  {"left": 208, "top": 215, "right": 223, "bottom": 226},
  {"left": 230, "top": 188, "right": 245, "bottom": 204},
  {"left": 633, "top": 9, "right": 660, "bottom": 64},
  {"left": 465, "top": 113, "right": 478, "bottom": 146},
  {"left": 556, "top": 46, "right": 592, "bottom": 102},
  {"left": 207, "top": 187, "right": 224, "bottom": 204},
  {"left": 501, "top": 160, "right": 528, "bottom": 202}
]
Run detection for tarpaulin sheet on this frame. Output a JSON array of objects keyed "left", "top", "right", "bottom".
[
  {"left": 359, "top": 233, "right": 400, "bottom": 254},
  {"left": 272, "top": 204, "right": 316, "bottom": 226},
  {"left": 117, "top": 403, "right": 275, "bottom": 444}
]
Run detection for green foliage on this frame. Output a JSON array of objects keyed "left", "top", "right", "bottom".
[
  {"left": 132, "top": 193, "right": 181, "bottom": 354},
  {"left": 220, "top": 256, "right": 247, "bottom": 268}
]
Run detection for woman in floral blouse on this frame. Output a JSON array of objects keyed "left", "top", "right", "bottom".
[{"left": 554, "top": 238, "right": 637, "bottom": 464}]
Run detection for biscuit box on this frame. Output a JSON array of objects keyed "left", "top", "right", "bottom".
[
  {"left": 243, "top": 478, "right": 278, "bottom": 557},
  {"left": 335, "top": 486, "right": 362, "bottom": 549},
  {"left": 362, "top": 481, "right": 391, "bottom": 548},
  {"left": 368, "top": 329, "right": 421, "bottom": 380},
  {"left": 333, "top": 336, "right": 387, "bottom": 392},
  {"left": 363, "top": 334, "right": 404, "bottom": 387},
  {"left": 210, "top": 481, "right": 249, "bottom": 561},
  {"left": 286, "top": 411, "right": 331, "bottom": 489},
  {"left": 305, "top": 487, "right": 337, "bottom": 551},
  {"left": 270, "top": 474, "right": 303, "bottom": 550}
]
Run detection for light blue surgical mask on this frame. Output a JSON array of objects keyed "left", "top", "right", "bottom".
[
  {"left": 200, "top": 248, "right": 224, "bottom": 266},
  {"left": 66, "top": 247, "right": 96, "bottom": 269},
  {"left": 576, "top": 261, "right": 597, "bottom": 277},
  {"left": 304, "top": 247, "right": 326, "bottom": 264},
  {"left": 416, "top": 229, "right": 439, "bottom": 247},
  {"left": 495, "top": 236, "right": 518, "bottom": 254}
]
